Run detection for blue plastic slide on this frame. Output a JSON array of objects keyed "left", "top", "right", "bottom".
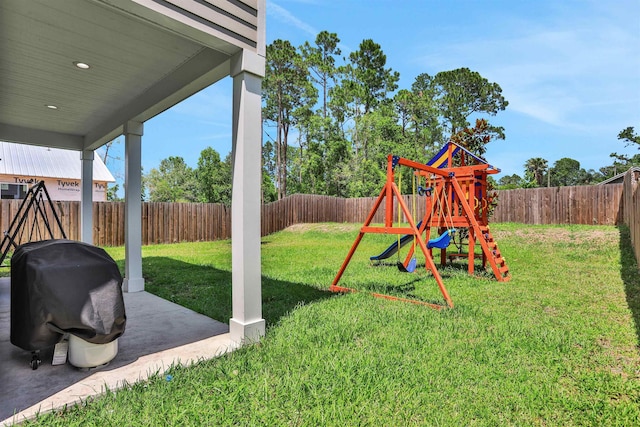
[{"left": 370, "top": 221, "right": 423, "bottom": 261}]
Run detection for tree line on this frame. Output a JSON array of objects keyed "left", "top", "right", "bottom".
[
  {"left": 135, "top": 31, "right": 507, "bottom": 204},
  {"left": 498, "top": 127, "right": 640, "bottom": 189},
  {"left": 131, "top": 31, "right": 637, "bottom": 202},
  {"left": 262, "top": 33, "right": 507, "bottom": 201}
]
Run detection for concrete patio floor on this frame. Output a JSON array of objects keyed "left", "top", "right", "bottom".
[{"left": 0, "top": 277, "right": 232, "bottom": 425}]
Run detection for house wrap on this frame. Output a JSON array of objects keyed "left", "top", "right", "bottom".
[{"left": 0, "top": 141, "right": 115, "bottom": 201}]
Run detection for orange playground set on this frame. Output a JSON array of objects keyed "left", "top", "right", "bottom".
[{"left": 330, "top": 141, "right": 510, "bottom": 309}]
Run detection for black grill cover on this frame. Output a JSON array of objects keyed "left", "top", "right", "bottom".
[{"left": 10, "top": 239, "right": 126, "bottom": 351}]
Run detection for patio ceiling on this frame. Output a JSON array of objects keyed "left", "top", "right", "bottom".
[
  {"left": 0, "top": 0, "right": 254, "bottom": 152},
  {"left": 0, "top": 0, "right": 267, "bottom": 346}
]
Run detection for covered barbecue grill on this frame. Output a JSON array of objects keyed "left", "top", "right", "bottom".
[{"left": 10, "top": 239, "right": 126, "bottom": 369}]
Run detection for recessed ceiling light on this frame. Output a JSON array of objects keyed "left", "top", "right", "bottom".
[
  {"left": 45, "top": 104, "right": 58, "bottom": 110},
  {"left": 73, "top": 61, "right": 90, "bottom": 69}
]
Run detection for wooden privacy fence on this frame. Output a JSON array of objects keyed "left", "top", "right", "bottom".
[
  {"left": 491, "top": 184, "right": 624, "bottom": 225},
  {"left": 622, "top": 172, "right": 640, "bottom": 263},
  {"left": 0, "top": 201, "right": 230, "bottom": 248},
  {"left": 261, "top": 194, "right": 345, "bottom": 236},
  {"left": 261, "top": 194, "right": 437, "bottom": 235},
  {"left": 279, "top": 186, "right": 625, "bottom": 227},
  {"left": 94, "top": 202, "right": 231, "bottom": 246},
  {"left": 0, "top": 199, "right": 80, "bottom": 244},
  {"left": 0, "top": 174, "right": 638, "bottom": 256},
  {"left": 265, "top": 184, "right": 626, "bottom": 229}
]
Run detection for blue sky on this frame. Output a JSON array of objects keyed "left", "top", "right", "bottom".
[{"left": 104, "top": 0, "right": 640, "bottom": 184}]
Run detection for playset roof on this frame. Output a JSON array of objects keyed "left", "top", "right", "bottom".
[{"left": 427, "top": 141, "right": 500, "bottom": 173}]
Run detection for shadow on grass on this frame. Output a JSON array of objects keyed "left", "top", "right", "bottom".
[
  {"left": 356, "top": 280, "right": 449, "bottom": 307},
  {"left": 362, "top": 277, "right": 423, "bottom": 295},
  {"left": 618, "top": 226, "right": 640, "bottom": 347},
  {"left": 370, "top": 258, "right": 493, "bottom": 279},
  {"left": 140, "top": 257, "right": 335, "bottom": 328}
]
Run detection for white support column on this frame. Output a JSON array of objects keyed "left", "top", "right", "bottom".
[
  {"left": 80, "top": 150, "right": 94, "bottom": 244},
  {"left": 229, "top": 50, "right": 266, "bottom": 345},
  {"left": 123, "top": 121, "right": 145, "bottom": 293}
]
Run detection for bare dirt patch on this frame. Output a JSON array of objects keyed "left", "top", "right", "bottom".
[
  {"left": 285, "top": 223, "right": 619, "bottom": 246},
  {"left": 492, "top": 226, "right": 618, "bottom": 245}
]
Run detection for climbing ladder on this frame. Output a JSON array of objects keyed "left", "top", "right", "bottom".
[
  {"left": 446, "top": 178, "right": 510, "bottom": 282},
  {"left": 475, "top": 225, "right": 510, "bottom": 282},
  {"left": 446, "top": 226, "right": 510, "bottom": 281}
]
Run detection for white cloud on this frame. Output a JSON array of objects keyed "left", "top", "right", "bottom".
[
  {"left": 412, "top": 3, "right": 640, "bottom": 133},
  {"left": 268, "top": 1, "right": 318, "bottom": 39},
  {"left": 267, "top": 1, "right": 352, "bottom": 53}
]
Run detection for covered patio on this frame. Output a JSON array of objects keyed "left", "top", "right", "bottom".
[
  {"left": 0, "top": 278, "right": 230, "bottom": 424},
  {"left": 0, "top": 0, "right": 265, "bottom": 421}
]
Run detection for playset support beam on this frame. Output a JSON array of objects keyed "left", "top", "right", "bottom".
[{"left": 330, "top": 155, "right": 454, "bottom": 309}]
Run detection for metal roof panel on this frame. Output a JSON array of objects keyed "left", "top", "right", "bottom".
[{"left": 0, "top": 141, "right": 115, "bottom": 181}]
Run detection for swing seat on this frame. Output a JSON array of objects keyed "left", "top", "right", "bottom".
[
  {"left": 397, "top": 257, "right": 417, "bottom": 273},
  {"left": 427, "top": 229, "right": 455, "bottom": 249}
]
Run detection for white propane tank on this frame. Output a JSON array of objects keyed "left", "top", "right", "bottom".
[{"left": 68, "top": 335, "right": 118, "bottom": 368}]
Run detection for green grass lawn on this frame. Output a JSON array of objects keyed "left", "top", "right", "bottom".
[{"left": 24, "top": 223, "right": 640, "bottom": 426}]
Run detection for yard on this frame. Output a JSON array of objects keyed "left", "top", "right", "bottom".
[{"left": 22, "top": 223, "right": 640, "bottom": 426}]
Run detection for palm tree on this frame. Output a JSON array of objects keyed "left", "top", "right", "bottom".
[{"left": 524, "top": 157, "right": 548, "bottom": 187}]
